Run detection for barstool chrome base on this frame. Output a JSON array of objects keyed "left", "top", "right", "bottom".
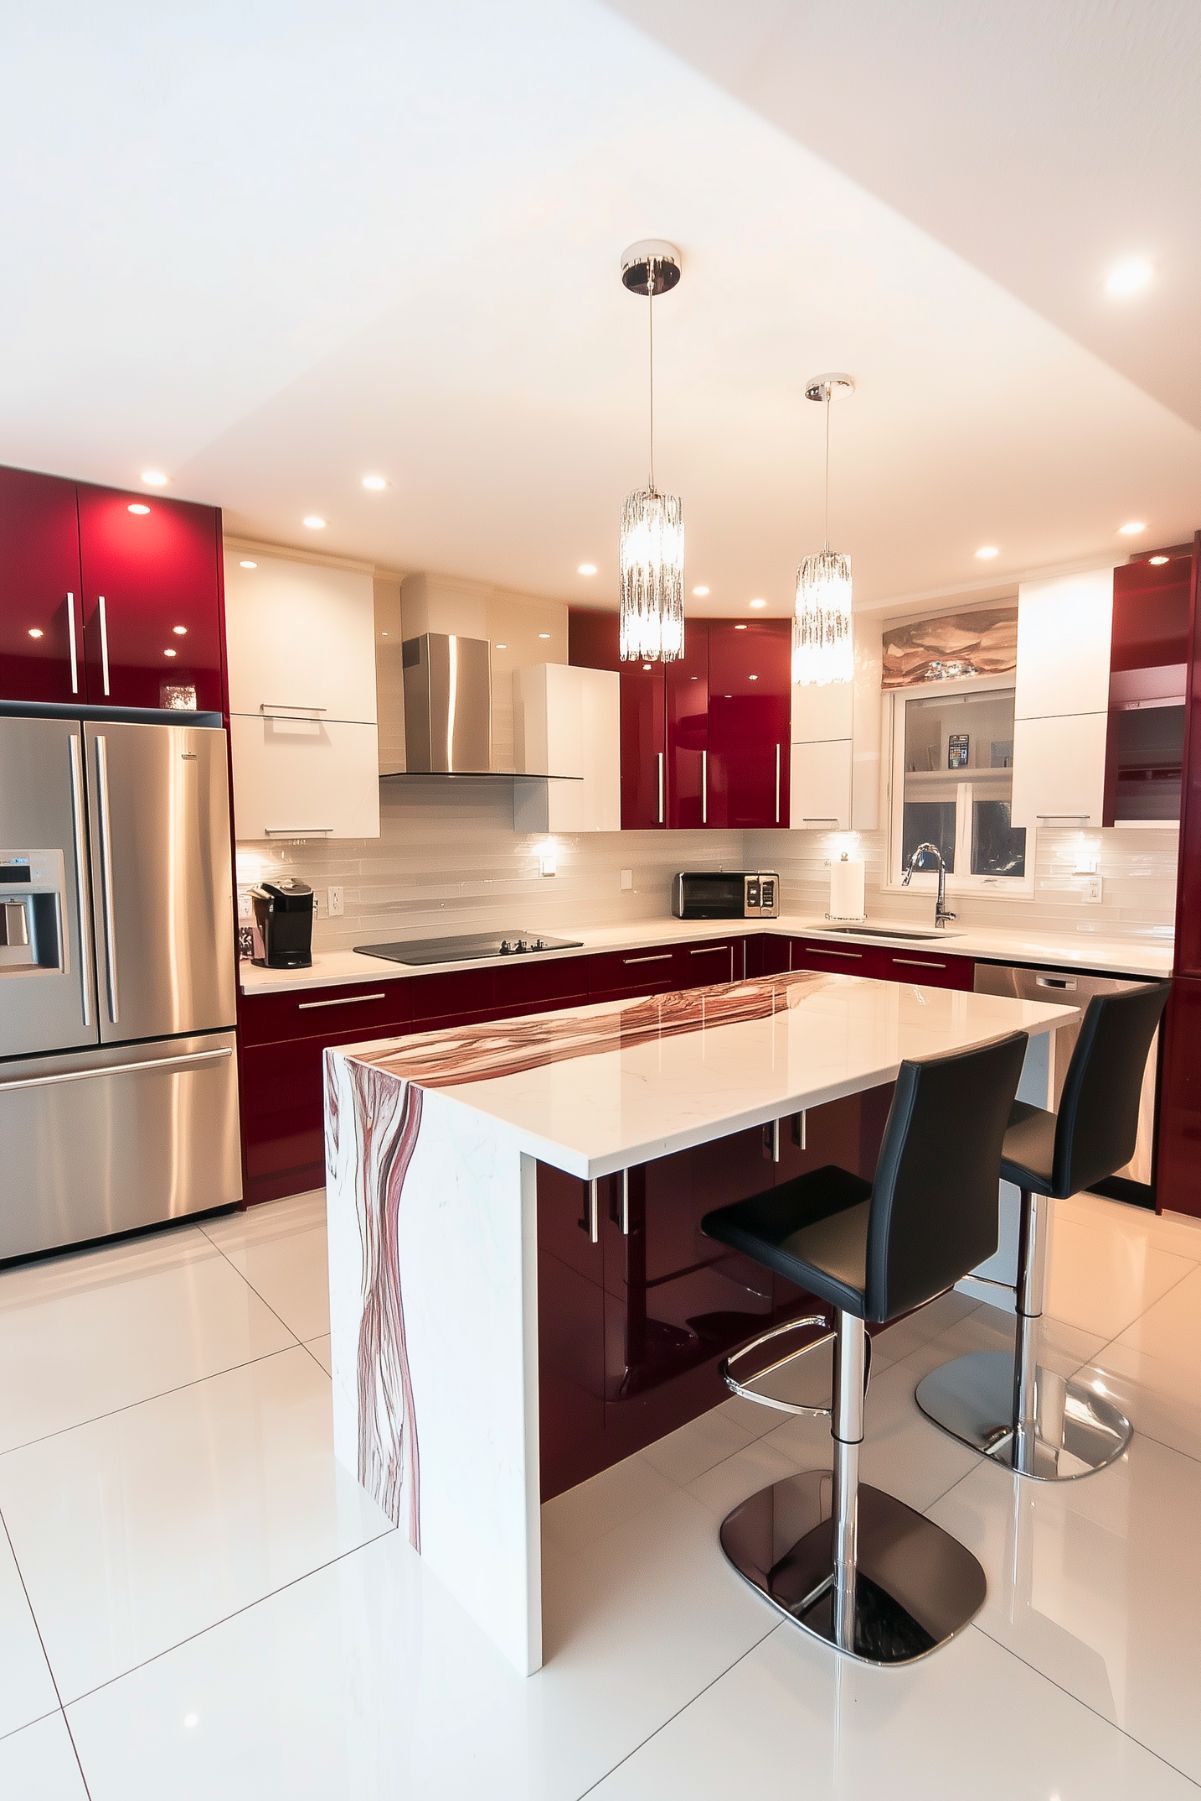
[
  {"left": 915, "top": 1349, "right": 1132, "bottom": 1480},
  {"left": 719, "top": 1470, "right": 986, "bottom": 1665}
]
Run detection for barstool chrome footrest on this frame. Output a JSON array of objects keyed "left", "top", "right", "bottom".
[
  {"left": 915, "top": 1349, "right": 1132, "bottom": 1480},
  {"left": 718, "top": 1314, "right": 872, "bottom": 1420},
  {"left": 719, "top": 1470, "right": 986, "bottom": 1665}
]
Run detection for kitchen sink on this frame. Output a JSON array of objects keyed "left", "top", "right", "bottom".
[{"left": 821, "top": 925, "right": 962, "bottom": 942}]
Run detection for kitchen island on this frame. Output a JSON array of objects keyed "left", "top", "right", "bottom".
[{"left": 324, "top": 969, "right": 1072, "bottom": 1674}]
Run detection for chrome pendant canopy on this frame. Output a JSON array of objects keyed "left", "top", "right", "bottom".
[
  {"left": 619, "top": 240, "right": 684, "bottom": 664},
  {"left": 794, "top": 373, "right": 855, "bottom": 687}
]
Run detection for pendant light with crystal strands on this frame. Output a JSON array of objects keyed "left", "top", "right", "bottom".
[
  {"left": 794, "top": 372, "right": 855, "bottom": 686},
  {"left": 618, "top": 240, "right": 684, "bottom": 663}
]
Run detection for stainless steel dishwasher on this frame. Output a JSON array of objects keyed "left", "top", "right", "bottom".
[{"left": 974, "top": 961, "right": 1161, "bottom": 1206}]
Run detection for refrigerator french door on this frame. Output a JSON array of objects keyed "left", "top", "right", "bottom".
[{"left": 0, "top": 715, "right": 240, "bottom": 1259}]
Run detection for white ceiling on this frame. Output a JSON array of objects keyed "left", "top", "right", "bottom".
[{"left": 0, "top": 0, "right": 1197, "bottom": 617}]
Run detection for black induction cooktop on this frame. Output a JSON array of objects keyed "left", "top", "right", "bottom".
[{"left": 355, "top": 931, "right": 584, "bottom": 966}]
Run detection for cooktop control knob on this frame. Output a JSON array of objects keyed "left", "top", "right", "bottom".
[
  {"left": 499, "top": 939, "right": 513, "bottom": 954},
  {"left": 513, "top": 939, "right": 529, "bottom": 953}
]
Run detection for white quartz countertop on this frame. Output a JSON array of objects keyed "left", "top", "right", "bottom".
[
  {"left": 241, "top": 912, "right": 1172, "bottom": 995},
  {"left": 330, "top": 971, "right": 1076, "bottom": 1179}
]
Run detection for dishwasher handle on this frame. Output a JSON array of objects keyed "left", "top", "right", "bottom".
[{"left": 1035, "top": 974, "right": 1078, "bottom": 991}]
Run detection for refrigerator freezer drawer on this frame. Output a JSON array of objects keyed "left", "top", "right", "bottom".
[{"left": 0, "top": 1032, "right": 241, "bottom": 1260}]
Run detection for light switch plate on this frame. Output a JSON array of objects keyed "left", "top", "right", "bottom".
[
  {"left": 328, "top": 886, "right": 344, "bottom": 917},
  {"left": 620, "top": 868, "right": 633, "bottom": 891},
  {"left": 1083, "top": 874, "right": 1103, "bottom": 904}
]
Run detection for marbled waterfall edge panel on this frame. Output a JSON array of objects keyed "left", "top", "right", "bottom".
[{"left": 325, "top": 1051, "right": 543, "bottom": 1673}]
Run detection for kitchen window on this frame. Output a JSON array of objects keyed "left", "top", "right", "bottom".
[{"left": 889, "top": 680, "right": 1028, "bottom": 892}]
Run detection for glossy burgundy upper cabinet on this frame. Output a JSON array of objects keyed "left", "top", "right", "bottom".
[
  {"left": 1174, "top": 536, "right": 1201, "bottom": 977},
  {"left": 77, "top": 486, "right": 224, "bottom": 712},
  {"left": 1104, "top": 549, "right": 1193, "bottom": 828},
  {"left": 0, "top": 467, "right": 85, "bottom": 704},
  {"left": 619, "top": 660, "right": 667, "bottom": 828},
  {"left": 705, "top": 620, "right": 790, "bottom": 828},
  {"left": 666, "top": 626, "right": 709, "bottom": 827}
]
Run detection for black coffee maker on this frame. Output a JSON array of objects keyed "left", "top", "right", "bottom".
[{"left": 251, "top": 878, "right": 315, "bottom": 969}]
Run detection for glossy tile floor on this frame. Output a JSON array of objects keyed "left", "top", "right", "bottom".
[{"left": 2, "top": 1188, "right": 1200, "bottom": 1798}]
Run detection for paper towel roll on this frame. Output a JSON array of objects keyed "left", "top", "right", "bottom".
[{"left": 828, "top": 854, "right": 866, "bottom": 922}]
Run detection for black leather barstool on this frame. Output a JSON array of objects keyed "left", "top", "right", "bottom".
[
  {"left": 702, "top": 1031, "right": 1027, "bottom": 1666},
  {"left": 916, "top": 981, "right": 1170, "bottom": 1481}
]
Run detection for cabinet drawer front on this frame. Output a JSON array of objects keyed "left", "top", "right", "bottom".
[
  {"left": 491, "top": 956, "right": 588, "bottom": 1015},
  {"left": 240, "top": 980, "right": 412, "bottom": 1047},
  {"left": 410, "top": 967, "right": 498, "bottom": 1025},
  {"left": 879, "top": 949, "right": 974, "bottom": 990},
  {"left": 230, "top": 714, "right": 380, "bottom": 841},
  {"left": 587, "top": 946, "right": 680, "bottom": 997},
  {"left": 790, "top": 937, "right": 888, "bottom": 978},
  {"left": 675, "top": 939, "right": 740, "bottom": 985}
]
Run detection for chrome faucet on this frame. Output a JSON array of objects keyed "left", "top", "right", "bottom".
[{"left": 902, "top": 841, "right": 957, "bottom": 929}]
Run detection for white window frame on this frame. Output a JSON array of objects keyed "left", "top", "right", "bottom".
[{"left": 885, "top": 675, "right": 1033, "bottom": 899}]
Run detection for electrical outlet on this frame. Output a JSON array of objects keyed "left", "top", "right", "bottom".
[
  {"left": 1083, "top": 874, "right": 1103, "bottom": 904},
  {"left": 619, "top": 868, "right": 633, "bottom": 891},
  {"left": 237, "top": 890, "right": 253, "bottom": 921},
  {"left": 328, "top": 885, "right": 344, "bottom": 918}
]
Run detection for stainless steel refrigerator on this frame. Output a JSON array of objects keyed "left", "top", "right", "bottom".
[{"left": 0, "top": 715, "right": 240, "bottom": 1259}]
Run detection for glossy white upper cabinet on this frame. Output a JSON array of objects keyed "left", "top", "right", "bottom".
[
  {"left": 225, "top": 551, "right": 378, "bottom": 724},
  {"left": 1011, "top": 711, "right": 1109, "bottom": 828},
  {"left": 513, "top": 664, "right": 619, "bottom": 832},
  {"left": 229, "top": 714, "right": 380, "bottom": 841},
  {"left": 789, "top": 739, "right": 852, "bottom": 830},
  {"left": 1014, "top": 568, "right": 1114, "bottom": 720},
  {"left": 791, "top": 677, "right": 853, "bottom": 744}
]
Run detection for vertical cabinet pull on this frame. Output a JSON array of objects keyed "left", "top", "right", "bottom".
[
  {"left": 579, "top": 1178, "right": 600, "bottom": 1245},
  {"left": 775, "top": 743, "right": 782, "bottom": 823},
  {"left": 701, "top": 749, "right": 708, "bottom": 824},
  {"left": 97, "top": 595, "right": 111, "bottom": 696},
  {"left": 657, "top": 751, "right": 664, "bottom": 825},
  {"left": 66, "top": 592, "right": 79, "bottom": 696}
]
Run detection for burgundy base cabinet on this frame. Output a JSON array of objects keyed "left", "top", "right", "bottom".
[
  {"left": 789, "top": 936, "right": 975, "bottom": 991},
  {"left": 535, "top": 1089, "right": 888, "bottom": 1502},
  {"left": 1156, "top": 977, "right": 1201, "bottom": 1218}
]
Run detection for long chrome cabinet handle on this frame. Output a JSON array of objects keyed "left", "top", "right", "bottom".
[
  {"left": 67, "top": 733, "right": 94, "bottom": 1028},
  {"left": 775, "top": 743, "right": 782, "bottom": 823},
  {"left": 657, "top": 751, "right": 664, "bottom": 824},
  {"left": 689, "top": 945, "right": 728, "bottom": 954},
  {"left": 259, "top": 702, "right": 328, "bottom": 714},
  {"left": 585, "top": 1178, "right": 600, "bottom": 1245},
  {"left": 264, "top": 826, "right": 334, "bottom": 836},
  {"left": 620, "top": 1168, "right": 631, "bottom": 1236},
  {"left": 297, "top": 992, "right": 387, "bottom": 1010},
  {"left": 66, "top": 592, "right": 79, "bottom": 695},
  {"left": 810, "top": 946, "right": 863, "bottom": 959},
  {"left": 623, "top": 952, "right": 673, "bottom": 964},
  {"left": 892, "top": 957, "right": 947, "bottom": 970},
  {"left": 701, "top": 749, "right": 708, "bottom": 824},
  {"left": 1035, "top": 813, "right": 1089, "bottom": 821},
  {"left": 97, "top": 595, "right": 111, "bottom": 696},
  {"left": 94, "top": 735, "right": 120, "bottom": 1024},
  {"left": 802, "top": 816, "right": 840, "bottom": 823},
  {"left": 1, "top": 1046, "right": 232, "bottom": 1094}
]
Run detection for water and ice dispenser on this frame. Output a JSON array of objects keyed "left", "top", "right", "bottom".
[{"left": 0, "top": 850, "right": 68, "bottom": 974}]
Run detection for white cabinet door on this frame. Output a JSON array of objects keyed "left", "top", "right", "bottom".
[
  {"left": 1011, "top": 712, "right": 1108, "bottom": 828},
  {"left": 513, "top": 665, "right": 619, "bottom": 832},
  {"left": 1015, "top": 569, "right": 1114, "bottom": 721},
  {"left": 789, "top": 740, "right": 852, "bottom": 830},
  {"left": 230, "top": 714, "right": 380, "bottom": 840},
  {"left": 225, "top": 553, "right": 378, "bottom": 724},
  {"left": 791, "top": 678, "right": 853, "bottom": 744}
]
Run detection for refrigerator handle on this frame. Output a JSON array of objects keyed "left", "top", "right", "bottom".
[
  {"left": 67, "top": 733, "right": 94, "bottom": 1029},
  {"left": 94, "top": 736, "right": 120, "bottom": 1025}
]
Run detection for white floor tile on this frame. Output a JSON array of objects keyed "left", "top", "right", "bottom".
[
  {"left": 541, "top": 1451, "right": 678, "bottom": 1557},
  {"left": 585, "top": 1620, "right": 1198, "bottom": 1801},
  {"left": 1090, "top": 1339, "right": 1201, "bottom": 1462},
  {"left": 715, "top": 1326, "right": 899, "bottom": 1441},
  {"left": 1059, "top": 1192, "right": 1201, "bottom": 1263},
  {"left": 685, "top": 1433, "right": 802, "bottom": 1521},
  {"left": 201, "top": 1192, "right": 330, "bottom": 1341},
  {"left": 871, "top": 1288, "right": 982, "bottom": 1363},
  {"left": 0, "top": 1228, "right": 294, "bottom": 1454},
  {"left": 0, "top": 1713, "right": 88, "bottom": 1799},
  {"left": 762, "top": 1360, "right": 982, "bottom": 1513},
  {"left": 900, "top": 1297, "right": 1107, "bottom": 1381},
  {"left": 641, "top": 1406, "right": 752, "bottom": 1485},
  {"left": 68, "top": 1489, "right": 773, "bottom": 1801},
  {"left": 1043, "top": 1209, "right": 1195, "bottom": 1340},
  {"left": 1113, "top": 1263, "right": 1201, "bottom": 1370},
  {"left": 305, "top": 1335, "right": 332, "bottom": 1375},
  {"left": 0, "top": 1348, "right": 392, "bottom": 1702},
  {"left": 0, "top": 1521, "right": 57, "bottom": 1740},
  {"left": 929, "top": 1431, "right": 1201, "bottom": 1783}
]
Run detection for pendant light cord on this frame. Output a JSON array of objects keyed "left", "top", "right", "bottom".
[
  {"left": 647, "top": 267, "right": 656, "bottom": 492},
  {"left": 823, "top": 385, "right": 831, "bottom": 553}
]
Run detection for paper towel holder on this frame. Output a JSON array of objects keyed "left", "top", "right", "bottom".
[{"left": 826, "top": 850, "right": 867, "bottom": 924}]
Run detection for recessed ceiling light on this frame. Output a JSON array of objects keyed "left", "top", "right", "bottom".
[
  {"left": 495, "top": 642, "right": 508, "bottom": 650},
  {"left": 303, "top": 515, "right": 326, "bottom": 530},
  {"left": 163, "top": 648, "right": 177, "bottom": 658},
  {"left": 642, "top": 662, "right": 652, "bottom": 671},
  {"left": 691, "top": 585, "right": 710, "bottom": 598},
  {"left": 734, "top": 623, "right": 748, "bottom": 631},
  {"left": 538, "top": 631, "right": 551, "bottom": 640},
  {"left": 1118, "top": 520, "right": 1146, "bottom": 536},
  {"left": 749, "top": 673, "right": 759, "bottom": 681},
  {"left": 749, "top": 598, "right": 768, "bottom": 610},
  {"left": 27, "top": 627, "right": 44, "bottom": 639},
  {"left": 1105, "top": 257, "right": 1153, "bottom": 298},
  {"left": 577, "top": 562, "right": 598, "bottom": 576},
  {"left": 140, "top": 469, "right": 168, "bottom": 487},
  {"left": 238, "top": 559, "right": 258, "bottom": 569},
  {"left": 1148, "top": 554, "right": 1170, "bottom": 566},
  {"left": 127, "top": 503, "right": 150, "bottom": 515},
  {"left": 975, "top": 545, "right": 999, "bottom": 560},
  {"left": 361, "top": 474, "right": 387, "bottom": 492},
  {"left": 172, "top": 625, "right": 187, "bottom": 635}
]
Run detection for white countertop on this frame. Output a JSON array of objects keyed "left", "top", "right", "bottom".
[
  {"left": 240, "top": 913, "right": 1172, "bottom": 995},
  {"left": 330, "top": 971, "right": 1075, "bottom": 1179}
]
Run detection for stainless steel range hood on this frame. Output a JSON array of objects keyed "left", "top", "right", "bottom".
[{"left": 400, "top": 632, "right": 493, "bottom": 774}]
